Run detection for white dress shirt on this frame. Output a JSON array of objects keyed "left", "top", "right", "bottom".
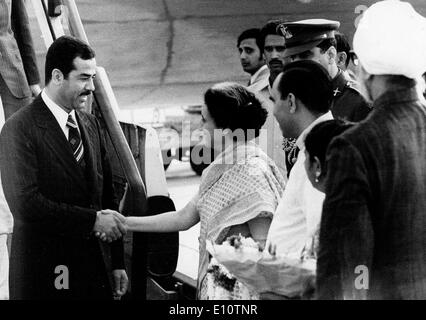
[
  {"left": 248, "top": 66, "right": 287, "bottom": 178},
  {"left": 248, "top": 65, "right": 269, "bottom": 92},
  {"left": 41, "top": 90, "right": 79, "bottom": 139},
  {"left": 266, "top": 111, "right": 333, "bottom": 256}
]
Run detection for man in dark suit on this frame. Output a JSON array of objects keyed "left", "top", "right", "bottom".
[
  {"left": 317, "top": 0, "right": 426, "bottom": 299},
  {"left": 0, "top": 36, "right": 128, "bottom": 300},
  {"left": 0, "top": 0, "right": 41, "bottom": 119}
]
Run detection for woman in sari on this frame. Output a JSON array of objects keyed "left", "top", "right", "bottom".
[{"left": 105, "top": 82, "right": 285, "bottom": 299}]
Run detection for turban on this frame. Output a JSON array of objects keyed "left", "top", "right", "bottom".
[{"left": 353, "top": 0, "right": 426, "bottom": 79}]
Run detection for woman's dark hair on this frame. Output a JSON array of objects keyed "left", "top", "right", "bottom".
[
  {"left": 204, "top": 82, "right": 267, "bottom": 140},
  {"left": 305, "top": 119, "right": 353, "bottom": 166}
]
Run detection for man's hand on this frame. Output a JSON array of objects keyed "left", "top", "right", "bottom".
[
  {"left": 103, "top": 209, "right": 126, "bottom": 224},
  {"left": 95, "top": 210, "right": 127, "bottom": 242},
  {"left": 112, "top": 269, "right": 128, "bottom": 299},
  {"left": 93, "top": 210, "right": 126, "bottom": 242}
]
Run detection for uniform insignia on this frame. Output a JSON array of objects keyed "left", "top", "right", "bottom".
[{"left": 346, "top": 79, "right": 357, "bottom": 88}]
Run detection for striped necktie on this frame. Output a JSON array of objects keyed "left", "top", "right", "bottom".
[{"left": 66, "top": 114, "right": 84, "bottom": 164}]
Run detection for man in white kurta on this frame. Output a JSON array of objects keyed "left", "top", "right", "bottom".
[
  {"left": 248, "top": 64, "right": 269, "bottom": 92},
  {"left": 249, "top": 67, "right": 287, "bottom": 178},
  {"left": 267, "top": 111, "right": 332, "bottom": 256},
  {"left": 266, "top": 60, "right": 334, "bottom": 258}
]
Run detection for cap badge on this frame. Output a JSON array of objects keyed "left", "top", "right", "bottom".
[{"left": 279, "top": 25, "right": 293, "bottom": 39}]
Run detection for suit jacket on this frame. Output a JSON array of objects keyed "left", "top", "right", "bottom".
[
  {"left": 0, "top": 95, "right": 124, "bottom": 300},
  {"left": 331, "top": 69, "right": 371, "bottom": 122},
  {"left": 317, "top": 87, "right": 426, "bottom": 299},
  {"left": 0, "top": 0, "right": 40, "bottom": 98}
]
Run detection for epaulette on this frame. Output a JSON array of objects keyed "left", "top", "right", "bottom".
[
  {"left": 344, "top": 81, "right": 373, "bottom": 109},
  {"left": 345, "top": 79, "right": 363, "bottom": 95}
]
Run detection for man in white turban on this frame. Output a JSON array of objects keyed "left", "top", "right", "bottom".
[{"left": 317, "top": 0, "right": 426, "bottom": 300}]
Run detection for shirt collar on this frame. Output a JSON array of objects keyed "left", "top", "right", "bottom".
[
  {"left": 295, "top": 111, "right": 334, "bottom": 150},
  {"left": 41, "top": 90, "right": 76, "bottom": 129},
  {"left": 250, "top": 65, "right": 269, "bottom": 85}
]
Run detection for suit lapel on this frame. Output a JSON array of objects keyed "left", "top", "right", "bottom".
[{"left": 33, "top": 96, "right": 88, "bottom": 193}]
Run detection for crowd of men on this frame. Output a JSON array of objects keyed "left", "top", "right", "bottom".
[
  {"left": 236, "top": 18, "right": 374, "bottom": 178},
  {"left": 235, "top": 0, "right": 426, "bottom": 300}
]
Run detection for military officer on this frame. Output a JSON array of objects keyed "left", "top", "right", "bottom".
[{"left": 278, "top": 19, "right": 371, "bottom": 122}]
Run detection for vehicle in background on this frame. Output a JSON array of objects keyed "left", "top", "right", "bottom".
[{"left": 118, "top": 104, "right": 208, "bottom": 176}]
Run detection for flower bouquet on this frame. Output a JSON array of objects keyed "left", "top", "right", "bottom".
[{"left": 206, "top": 234, "right": 317, "bottom": 299}]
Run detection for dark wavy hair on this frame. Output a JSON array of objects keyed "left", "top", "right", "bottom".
[
  {"left": 45, "top": 36, "right": 95, "bottom": 85},
  {"left": 259, "top": 19, "right": 284, "bottom": 54},
  {"left": 204, "top": 82, "right": 267, "bottom": 140},
  {"left": 335, "top": 32, "right": 351, "bottom": 67},
  {"left": 305, "top": 119, "right": 354, "bottom": 167},
  {"left": 237, "top": 28, "right": 262, "bottom": 50},
  {"left": 278, "top": 60, "right": 333, "bottom": 115}
]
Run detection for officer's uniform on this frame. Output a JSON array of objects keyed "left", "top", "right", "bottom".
[
  {"left": 278, "top": 19, "right": 371, "bottom": 122},
  {"left": 331, "top": 68, "right": 371, "bottom": 122}
]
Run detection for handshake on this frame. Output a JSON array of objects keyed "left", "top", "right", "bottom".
[{"left": 93, "top": 209, "right": 127, "bottom": 242}]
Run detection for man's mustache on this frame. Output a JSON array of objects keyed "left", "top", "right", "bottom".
[
  {"left": 269, "top": 59, "right": 283, "bottom": 66},
  {"left": 79, "top": 91, "right": 92, "bottom": 96}
]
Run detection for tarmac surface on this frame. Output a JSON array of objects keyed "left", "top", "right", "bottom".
[{"left": 166, "top": 160, "right": 200, "bottom": 283}]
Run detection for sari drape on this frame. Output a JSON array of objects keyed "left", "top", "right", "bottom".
[{"left": 195, "top": 141, "right": 285, "bottom": 299}]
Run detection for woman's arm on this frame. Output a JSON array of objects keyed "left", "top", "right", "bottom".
[{"left": 125, "top": 194, "right": 200, "bottom": 233}]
